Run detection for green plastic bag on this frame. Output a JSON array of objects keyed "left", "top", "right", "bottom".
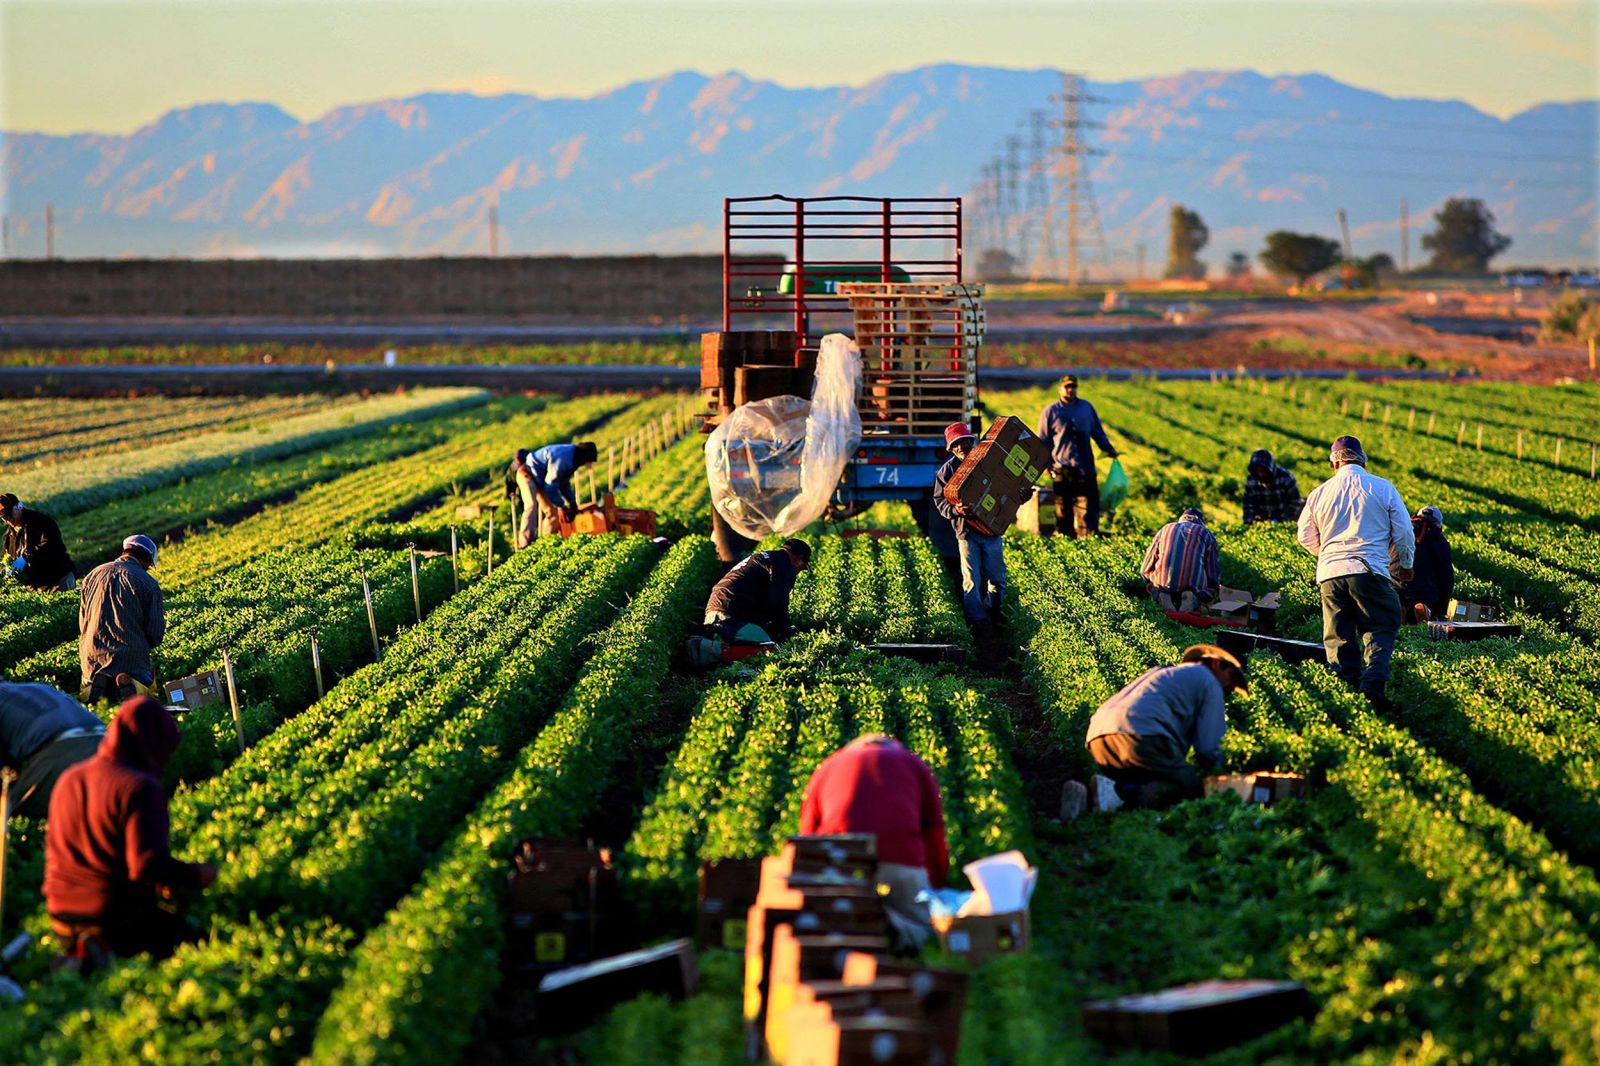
[{"left": 1100, "top": 458, "right": 1129, "bottom": 511}]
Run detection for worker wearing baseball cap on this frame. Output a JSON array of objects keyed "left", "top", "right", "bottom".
[
  {"left": 1037, "top": 374, "right": 1118, "bottom": 538},
  {"left": 932, "top": 422, "right": 1007, "bottom": 637},
  {"left": 78, "top": 535, "right": 166, "bottom": 704},
  {"left": 1, "top": 492, "right": 78, "bottom": 591},
  {"left": 1296, "top": 434, "right": 1414, "bottom": 710},
  {"left": 1068, "top": 643, "right": 1248, "bottom": 815}
]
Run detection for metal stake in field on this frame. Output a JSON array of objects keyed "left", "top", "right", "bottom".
[
  {"left": 361, "top": 568, "right": 382, "bottom": 660},
  {"left": 486, "top": 513, "right": 495, "bottom": 576},
  {"left": 449, "top": 525, "right": 460, "bottom": 593},
  {"left": 309, "top": 628, "right": 324, "bottom": 699},
  {"left": 1457, "top": 420, "right": 1466, "bottom": 448},
  {"left": 1555, "top": 438, "right": 1563, "bottom": 468},
  {"left": 1428, "top": 411, "right": 1436, "bottom": 436},
  {"left": 221, "top": 647, "right": 246, "bottom": 754},
  {"left": 1477, "top": 423, "right": 1483, "bottom": 451},
  {"left": 1517, "top": 429, "right": 1524, "bottom": 460},
  {"left": 1408, "top": 408, "right": 1416, "bottom": 431},
  {"left": 409, "top": 543, "right": 423, "bottom": 623}
]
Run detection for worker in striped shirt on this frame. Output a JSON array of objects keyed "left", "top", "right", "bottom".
[{"left": 1140, "top": 508, "right": 1220, "bottom": 614}]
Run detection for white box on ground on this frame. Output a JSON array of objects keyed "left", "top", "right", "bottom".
[{"left": 959, "top": 850, "right": 1037, "bottom": 917}]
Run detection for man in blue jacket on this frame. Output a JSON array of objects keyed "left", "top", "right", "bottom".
[
  {"left": 511, "top": 442, "right": 599, "bottom": 548},
  {"left": 933, "top": 422, "right": 1006, "bottom": 638},
  {"left": 1037, "top": 375, "right": 1118, "bottom": 538}
]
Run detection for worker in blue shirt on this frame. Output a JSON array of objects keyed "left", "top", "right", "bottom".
[
  {"left": 509, "top": 442, "right": 599, "bottom": 548},
  {"left": 1037, "top": 374, "right": 1118, "bottom": 538},
  {"left": 933, "top": 422, "right": 1007, "bottom": 638}
]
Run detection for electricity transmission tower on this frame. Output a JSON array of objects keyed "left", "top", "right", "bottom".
[{"left": 1033, "top": 72, "right": 1109, "bottom": 285}]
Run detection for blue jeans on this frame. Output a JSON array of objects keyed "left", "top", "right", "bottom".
[{"left": 957, "top": 534, "right": 1006, "bottom": 623}]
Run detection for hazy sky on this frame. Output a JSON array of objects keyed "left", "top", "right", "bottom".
[{"left": 2, "top": 0, "right": 1596, "bottom": 135}]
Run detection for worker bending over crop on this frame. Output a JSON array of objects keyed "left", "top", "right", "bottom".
[
  {"left": 509, "top": 442, "right": 599, "bottom": 548},
  {"left": 702, "top": 538, "right": 810, "bottom": 645},
  {"left": 1037, "top": 375, "right": 1118, "bottom": 538},
  {"left": 45, "top": 696, "right": 217, "bottom": 972},
  {"left": 800, "top": 734, "right": 948, "bottom": 952},
  {"left": 933, "top": 422, "right": 1007, "bottom": 637},
  {"left": 2, "top": 492, "right": 77, "bottom": 591},
  {"left": 1297, "top": 435, "right": 1414, "bottom": 710},
  {"left": 1140, "top": 507, "right": 1220, "bottom": 613},
  {"left": 1, "top": 682, "right": 105, "bottom": 821},
  {"left": 1399, "top": 506, "right": 1454, "bottom": 623},
  {"left": 79, "top": 535, "right": 165, "bottom": 705},
  {"left": 1068, "top": 643, "right": 1248, "bottom": 815},
  {"left": 1241, "top": 449, "right": 1302, "bottom": 525}
]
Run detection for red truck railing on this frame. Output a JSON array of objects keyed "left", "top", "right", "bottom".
[{"left": 723, "top": 195, "right": 963, "bottom": 342}]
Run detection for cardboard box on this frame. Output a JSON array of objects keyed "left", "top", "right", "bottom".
[
  {"left": 1428, "top": 620, "right": 1523, "bottom": 642},
  {"left": 1081, "top": 979, "right": 1315, "bottom": 1055},
  {"left": 505, "top": 839, "right": 621, "bottom": 972},
  {"left": 1204, "top": 772, "right": 1310, "bottom": 806},
  {"left": 766, "top": 927, "right": 894, "bottom": 1060},
  {"left": 941, "top": 417, "right": 1050, "bottom": 537},
  {"left": 162, "top": 670, "right": 224, "bottom": 711},
  {"left": 786, "top": 1015, "right": 933, "bottom": 1066},
  {"left": 535, "top": 939, "right": 697, "bottom": 1035},
  {"left": 1446, "top": 599, "right": 1497, "bottom": 622},
  {"left": 735, "top": 364, "right": 810, "bottom": 407},
  {"left": 1013, "top": 487, "right": 1056, "bottom": 536},
  {"left": 698, "top": 858, "right": 763, "bottom": 950},
  {"left": 1207, "top": 585, "right": 1281, "bottom": 631},
  {"left": 930, "top": 910, "right": 1029, "bottom": 963}
]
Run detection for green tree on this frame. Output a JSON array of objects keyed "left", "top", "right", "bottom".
[
  {"left": 1258, "top": 231, "right": 1342, "bottom": 287},
  {"left": 1421, "top": 198, "right": 1512, "bottom": 274},
  {"left": 1164, "top": 205, "right": 1209, "bottom": 279},
  {"left": 1225, "top": 251, "right": 1251, "bottom": 279}
]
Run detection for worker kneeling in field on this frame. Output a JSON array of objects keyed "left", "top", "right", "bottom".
[
  {"left": 1075, "top": 644, "right": 1247, "bottom": 814},
  {"left": 933, "top": 422, "right": 1007, "bottom": 637},
  {"left": 800, "top": 735, "right": 948, "bottom": 952},
  {"left": 79, "top": 535, "right": 165, "bottom": 705},
  {"left": 1297, "top": 435, "right": 1414, "bottom": 710},
  {"left": 1242, "top": 449, "right": 1302, "bottom": 525},
  {"left": 1399, "top": 506, "right": 1454, "bottom": 623},
  {"left": 509, "top": 441, "right": 599, "bottom": 548},
  {"left": 2, "top": 492, "right": 78, "bottom": 591},
  {"left": 1140, "top": 507, "right": 1220, "bottom": 614},
  {"left": 1, "top": 682, "right": 105, "bottom": 822},
  {"left": 45, "top": 697, "right": 218, "bottom": 972},
  {"left": 703, "top": 538, "right": 810, "bottom": 645}
]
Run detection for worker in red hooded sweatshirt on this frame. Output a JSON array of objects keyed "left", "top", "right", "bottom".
[
  {"left": 44, "top": 696, "right": 217, "bottom": 971},
  {"left": 799, "top": 734, "right": 948, "bottom": 951}
]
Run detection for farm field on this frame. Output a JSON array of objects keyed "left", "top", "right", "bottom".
[{"left": 2, "top": 375, "right": 1600, "bottom": 1062}]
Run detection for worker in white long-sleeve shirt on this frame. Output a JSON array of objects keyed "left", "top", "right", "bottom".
[{"left": 1297, "top": 434, "right": 1415, "bottom": 711}]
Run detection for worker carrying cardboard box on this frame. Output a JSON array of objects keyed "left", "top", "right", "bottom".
[
  {"left": 1296, "top": 435, "right": 1415, "bottom": 711},
  {"left": 1036, "top": 375, "right": 1119, "bottom": 538},
  {"left": 0, "top": 682, "right": 105, "bottom": 821},
  {"left": 702, "top": 539, "right": 810, "bottom": 645},
  {"left": 507, "top": 442, "right": 599, "bottom": 548},
  {"left": 1, "top": 492, "right": 78, "bottom": 591},
  {"left": 799, "top": 734, "right": 948, "bottom": 952},
  {"left": 1067, "top": 644, "right": 1249, "bottom": 816},
  {"left": 933, "top": 423, "right": 1007, "bottom": 638},
  {"left": 45, "top": 696, "right": 218, "bottom": 974},
  {"left": 79, "top": 535, "right": 165, "bottom": 705},
  {"left": 1241, "top": 449, "right": 1303, "bottom": 525},
  {"left": 1140, "top": 508, "right": 1220, "bottom": 613},
  {"left": 1398, "top": 506, "right": 1454, "bottom": 623}
]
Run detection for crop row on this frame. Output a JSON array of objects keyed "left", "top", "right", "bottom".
[
  {"left": 616, "top": 433, "right": 711, "bottom": 533},
  {"left": 309, "top": 536, "right": 719, "bottom": 1065},
  {"left": 3, "top": 393, "right": 349, "bottom": 467},
  {"left": 787, "top": 534, "right": 970, "bottom": 646},
  {"left": 9, "top": 387, "right": 489, "bottom": 517},
  {"left": 0, "top": 587, "right": 79, "bottom": 668}
]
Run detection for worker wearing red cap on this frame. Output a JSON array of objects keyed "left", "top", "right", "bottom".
[
  {"left": 44, "top": 697, "right": 218, "bottom": 971},
  {"left": 932, "top": 422, "right": 1007, "bottom": 637},
  {"left": 1037, "top": 375, "right": 1118, "bottom": 538},
  {"left": 800, "top": 735, "right": 948, "bottom": 950}
]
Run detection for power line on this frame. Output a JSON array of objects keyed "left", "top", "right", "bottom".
[
  {"left": 1099, "top": 150, "right": 1593, "bottom": 191},
  {"left": 1102, "top": 128, "right": 1591, "bottom": 166},
  {"left": 1104, "top": 101, "right": 1594, "bottom": 142}
]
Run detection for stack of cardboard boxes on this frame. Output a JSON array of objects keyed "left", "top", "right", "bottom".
[
  {"left": 701, "top": 331, "right": 813, "bottom": 427},
  {"left": 742, "top": 836, "right": 968, "bottom": 1065},
  {"left": 943, "top": 416, "right": 1051, "bottom": 537}
]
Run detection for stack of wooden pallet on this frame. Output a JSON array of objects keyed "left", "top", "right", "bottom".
[{"left": 837, "top": 282, "right": 983, "bottom": 436}]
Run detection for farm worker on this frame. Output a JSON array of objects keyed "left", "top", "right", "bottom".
[
  {"left": 1140, "top": 507, "right": 1220, "bottom": 613},
  {"left": 44, "top": 696, "right": 217, "bottom": 972},
  {"left": 1297, "top": 435, "right": 1415, "bottom": 710},
  {"left": 799, "top": 734, "right": 948, "bottom": 952},
  {"left": 1399, "top": 506, "right": 1454, "bottom": 623},
  {"left": 509, "top": 442, "right": 599, "bottom": 548},
  {"left": 1241, "top": 449, "right": 1302, "bottom": 525},
  {"left": 0, "top": 682, "right": 105, "bottom": 822},
  {"left": 1037, "top": 374, "right": 1118, "bottom": 538},
  {"left": 1071, "top": 643, "right": 1248, "bottom": 815},
  {"left": 702, "top": 538, "right": 811, "bottom": 644},
  {"left": 1, "top": 492, "right": 78, "bottom": 591},
  {"left": 933, "top": 422, "right": 1007, "bottom": 638},
  {"left": 79, "top": 534, "right": 165, "bottom": 705}
]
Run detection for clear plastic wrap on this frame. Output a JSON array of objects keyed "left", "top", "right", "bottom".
[{"left": 705, "top": 333, "right": 863, "bottom": 540}]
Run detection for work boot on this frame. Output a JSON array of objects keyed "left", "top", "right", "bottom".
[
  {"left": 1060, "top": 780, "right": 1089, "bottom": 822},
  {"left": 971, "top": 618, "right": 996, "bottom": 640},
  {"left": 1360, "top": 683, "right": 1394, "bottom": 713}
]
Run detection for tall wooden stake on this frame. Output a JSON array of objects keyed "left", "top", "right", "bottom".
[
  {"left": 449, "top": 525, "right": 460, "bottom": 593},
  {"left": 361, "top": 569, "right": 382, "bottom": 660},
  {"left": 221, "top": 647, "right": 246, "bottom": 753},
  {"left": 486, "top": 514, "right": 495, "bottom": 575},
  {"left": 309, "top": 629, "right": 324, "bottom": 699},
  {"left": 409, "top": 543, "right": 423, "bottom": 623}
]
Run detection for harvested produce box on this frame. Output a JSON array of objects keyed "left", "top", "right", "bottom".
[
  {"left": 698, "top": 857, "right": 762, "bottom": 950},
  {"left": 1204, "top": 772, "right": 1310, "bottom": 806},
  {"left": 554, "top": 493, "right": 657, "bottom": 538},
  {"left": 162, "top": 670, "right": 224, "bottom": 711},
  {"left": 1215, "top": 630, "right": 1324, "bottom": 666},
  {"left": 1014, "top": 486, "right": 1056, "bottom": 535},
  {"left": 1428, "top": 620, "right": 1523, "bottom": 642},
  {"left": 1082, "top": 979, "right": 1315, "bottom": 1055},
  {"left": 785, "top": 1015, "right": 933, "bottom": 1066},
  {"left": 535, "top": 939, "right": 697, "bottom": 1035},
  {"left": 1206, "top": 585, "right": 1281, "bottom": 631},
  {"left": 505, "top": 839, "right": 621, "bottom": 971},
  {"left": 930, "top": 910, "right": 1029, "bottom": 964},
  {"left": 1446, "top": 599, "right": 1497, "bottom": 622},
  {"left": 942, "top": 416, "right": 1050, "bottom": 537},
  {"left": 701, "top": 330, "right": 805, "bottom": 418}
]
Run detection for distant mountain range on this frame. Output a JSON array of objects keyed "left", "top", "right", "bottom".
[{"left": 1, "top": 66, "right": 1594, "bottom": 268}]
